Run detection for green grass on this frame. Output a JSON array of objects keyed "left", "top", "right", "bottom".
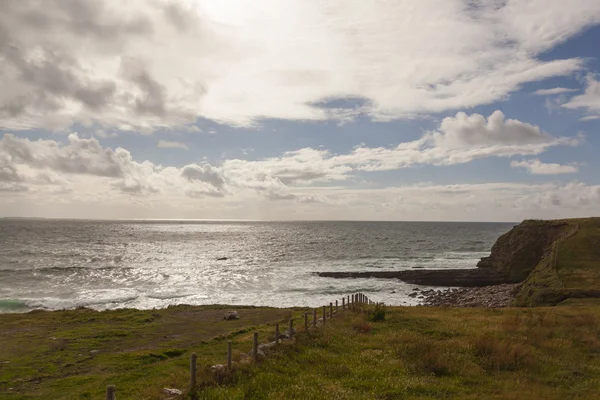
[
  {"left": 3, "top": 304, "right": 600, "bottom": 399},
  {"left": 199, "top": 306, "right": 600, "bottom": 400},
  {"left": 0, "top": 305, "right": 301, "bottom": 399}
]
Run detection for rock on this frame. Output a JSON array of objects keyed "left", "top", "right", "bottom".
[
  {"left": 216, "top": 257, "right": 228, "bottom": 261},
  {"left": 89, "top": 350, "right": 99, "bottom": 354},
  {"left": 211, "top": 364, "right": 226, "bottom": 373},
  {"left": 163, "top": 388, "right": 183, "bottom": 396},
  {"left": 223, "top": 310, "right": 240, "bottom": 320},
  {"left": 283, "top": 327, "right": 296, "bottom": 338},
  {"left": 258, "top": 342, "right": 277, "bottom": 352},
  {"left": 390, "top": 290, "right": 396, "bottom": 294},
  {"left": 408, "top": 292, "right": 418, "bottom": 298},
  {"left": 256, "top": 350, "right": 266, "bottom": 360}
]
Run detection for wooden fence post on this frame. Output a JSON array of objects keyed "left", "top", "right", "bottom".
[
  {"left": 106, "top": 385, "right": 115, "bottom": 400},
  {"left": 190, "top": 353, "right": 197, "bottom": 388},
  {"left": 329, "top": 302, "right": 333, "bottom": 318},
  {"left": 322, "top": 305, "right": 327, "bottom": 324},
  {"left": 304, "top": 312, "right": 308, "bottom": 331},
  {"left": 275, "top": 323, "right": 280, "bottom": 344},
  {"left": 313, "top": 309, "right": 317, "bottom": 327},
  {"left": 342, "top": 297, "right": 345, "bottom": 310},
  {"left": 252, "top": 332, "right": 258, "bottom": 363},
  {"left": 335, "top": 300, "right": 338, "bottom": 314},
  {"left": 227, "top": 341, "right": 232, "bottom": 370}
]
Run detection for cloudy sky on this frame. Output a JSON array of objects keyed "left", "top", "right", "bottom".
[{"left": 1, "top": 0, "right": 600, "bottom": 221}]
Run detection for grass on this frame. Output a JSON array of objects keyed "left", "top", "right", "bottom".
[
  {"left": 0, "top": 304, "right": 301, "bottom": 399},
  {"left": 3, "top": 304, "right": 600, "bottom": 399},
  {"left": 199, "top": 305, "right": 600, "bottom": 400}
]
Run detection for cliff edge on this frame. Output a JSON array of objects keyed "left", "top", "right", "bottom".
[{"left": 318, "top": 218, "right": 600, "bottom": 306}]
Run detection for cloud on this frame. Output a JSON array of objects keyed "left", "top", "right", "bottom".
[
  {"left": 510, "top": 159, "right": 578, "bottom": 175},
  {"left": 157, "top": 140, "right": 188, "bottom": 150},
  {"left": 181, "top": 164, "right": 225, "bottom": 188},
  {"left": 534, "top": 87, "right": 579, "bottom": 95},
  {"left": 0, "top": 133, "right": 129, "bottom": 178},
  {"left": 563, "top": 75, "right": 600, "bottom": 118},
  {"left": 0, "top": 110, "right": 583, "bottom": 210},
  {"left": 1, "top": 1, "right": 599, "bottom": 130}
]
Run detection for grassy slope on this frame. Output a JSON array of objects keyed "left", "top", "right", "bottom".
[
  {"left": 0, "top": 305, "right": 299, "bottom": 400},
  {"left": 3, "top": 304, "right": 600, "bottom": 399},
  {"left": 200, "top": 305, "right": 600, "bottom": 400},
  {"left": 515, "top": 218, "right": 600, "bottom": 306}
]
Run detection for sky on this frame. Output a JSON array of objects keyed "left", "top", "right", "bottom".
[{"left": 1, "top": 0, "right": 600, "bottom": 221}]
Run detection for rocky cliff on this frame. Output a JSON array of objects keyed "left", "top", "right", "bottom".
[
  {"left": 476, "top": 219, "right": 574, "bottom": 281},
  {"left": 317, "top": 219, "right": 578, "bottom": 288}
]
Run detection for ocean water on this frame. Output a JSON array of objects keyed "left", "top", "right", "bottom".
[{"left": 0, "top": 219, "right": 514, "bottom": 313}]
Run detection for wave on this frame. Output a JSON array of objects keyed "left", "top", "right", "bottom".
[
  {"left": 0, "top": 265, "right": 133, "bottom": 274},
  {"left": 147, "top": 293, "right": 193, "bottom": 300},
  {"left": 0, "top": 299, "right": 32, "bottom": 312}
]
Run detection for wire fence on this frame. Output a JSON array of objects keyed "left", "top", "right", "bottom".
[{"left": 104, "top": 292, "right": 379, "bottom": 399}]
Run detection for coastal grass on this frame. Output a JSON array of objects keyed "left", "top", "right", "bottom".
[
  {"left": 199, "top": 305, "right": 600, "bottom": 400},
  {"left": 0, "top": 304, "right": 305, "bottom": 399},
  {"left": 2, "top": 304, "right": 600, "bottom": 399}
]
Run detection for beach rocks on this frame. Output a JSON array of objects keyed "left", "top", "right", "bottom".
[
  {"left": 223, "top": 310, "right": 240, "bottom": 320},
  {"left": 422, "top": 283, "right": 520, "bottom": 307}
]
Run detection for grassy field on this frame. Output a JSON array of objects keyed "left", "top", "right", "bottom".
[
  {"left": 198, "top": 305, "right": 600, "bottom": 400},
  {"left": 0, "top": 305, "right": 302, "bottom": 399},
  {"left": 2, "top": 303, "right": 600, "bottom": 399}
]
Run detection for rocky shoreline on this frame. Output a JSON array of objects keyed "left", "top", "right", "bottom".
[{"left": 415, "top": 283, "right": 521, "bottom": 307}]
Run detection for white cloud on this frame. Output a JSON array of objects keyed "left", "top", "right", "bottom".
[
  {"left": 0, "top": 1, "right": 599, "bottom": 130},
  {"left": 157, "top": 140, "right": 188, "bottom": 150},
  {"left": 563, "top": 75, "right": 600, "bottom": 118},
  {"left": 534, "top": 87, "right": 579, "bottom": 95},
  {"left": 0, "top": 110, "right": 583, "bottom": 216},
  {"left": 510, "top": 159, "right": 578, "bottom": 175}
]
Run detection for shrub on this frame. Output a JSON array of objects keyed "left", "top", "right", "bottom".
[
  {"left": 473, "top": 334, "right": 534, "bottom": 371},
  {"left": 369, "top": 303, "right": 386, "bottom": 322},
  {"left": 352, "top": 318, "right": 372, "bottom": 333}
]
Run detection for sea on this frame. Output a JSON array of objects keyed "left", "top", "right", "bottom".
[{"left": 0, "top": 219, "right": 514, "bottom": 313}]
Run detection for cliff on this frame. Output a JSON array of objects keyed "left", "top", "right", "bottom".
[
  {"left": 318, "top": 218, "right": 600, "bottom": 306},
  {"left": 476, "top": 219, "right": 575, "bottom": 281}
]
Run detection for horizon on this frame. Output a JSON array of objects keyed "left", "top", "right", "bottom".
[{"left": 1, "top": 1, "right": 600, "bottom": 221}]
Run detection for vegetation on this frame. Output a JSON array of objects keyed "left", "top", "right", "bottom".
[
  {"left": 2, "top": 303, "right": 600, "bottom": 399},
  {"left": 0, "top": 304, "right": 300, "bottom": 399},
  {"left": 199, "top": 305, "right": 600, "bottom": 400}
]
